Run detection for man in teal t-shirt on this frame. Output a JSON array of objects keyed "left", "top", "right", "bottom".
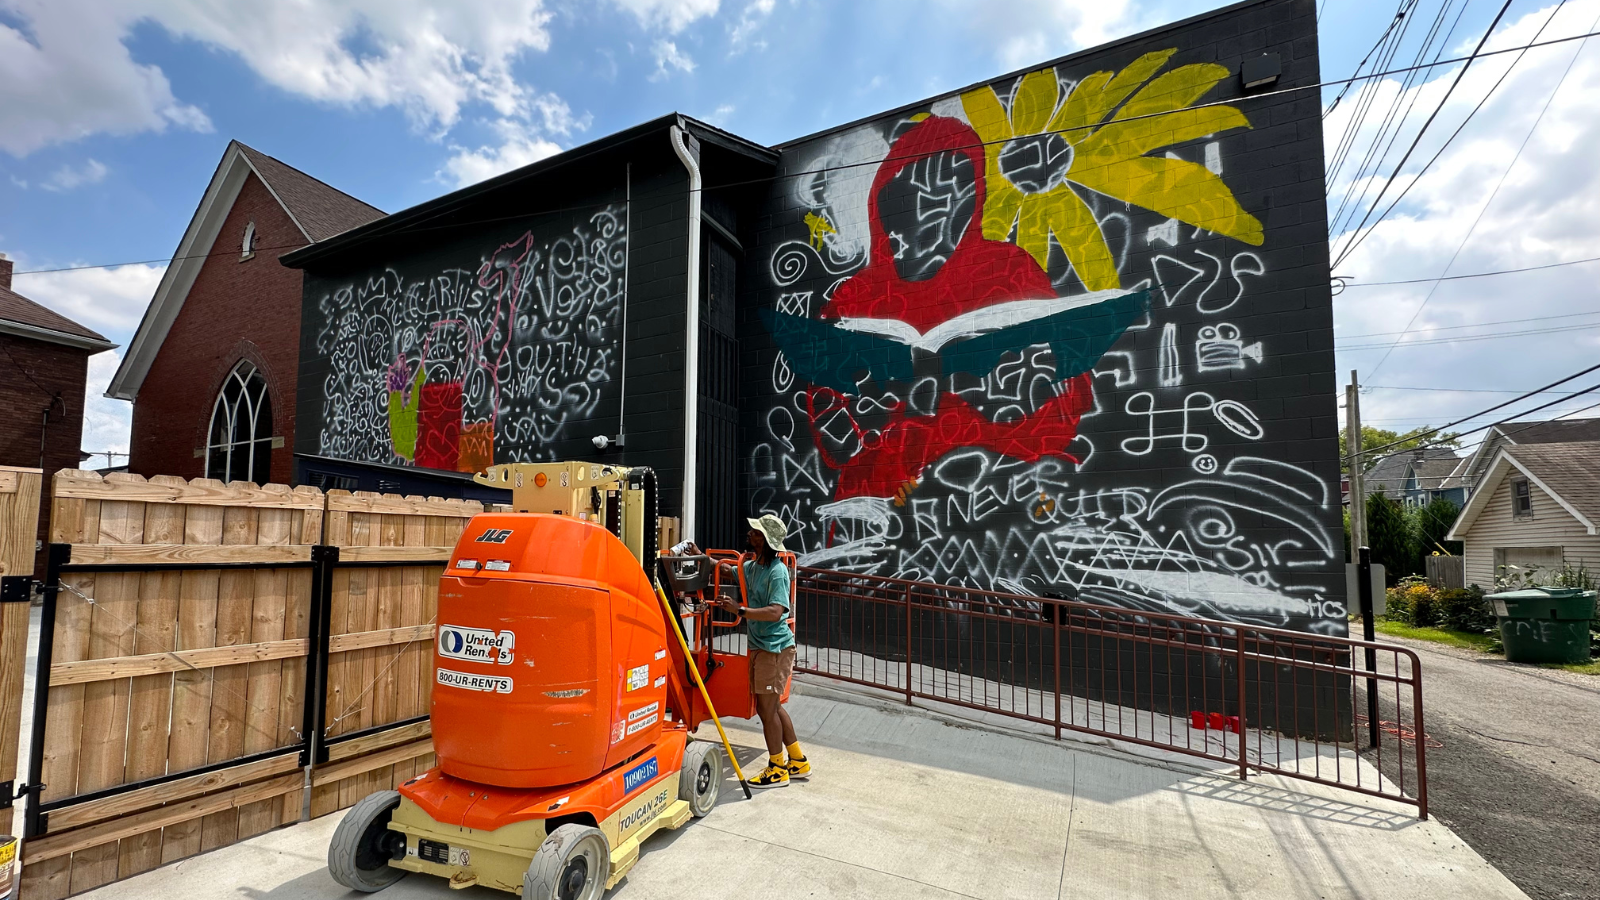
[{"left": 715, "top": 514, "right": 811, "bottom": 788}]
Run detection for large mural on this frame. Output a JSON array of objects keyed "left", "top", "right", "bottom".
[
  {"left": 746, "top": 49, "right": 1342, "bottom": 632},
  {"left": 307, "top": 206, "right": 627, "bottom": 471}
]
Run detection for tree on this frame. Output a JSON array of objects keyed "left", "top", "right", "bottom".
[
  {"left": 1339, "top": 425, "right": 1461, "bottom": 474},
  {"left": 1412, "top": 497, "right": 1463, "bottom": 557},
  {"left": 1365, "top": 493, "right": 1414, "bottom": 582}
]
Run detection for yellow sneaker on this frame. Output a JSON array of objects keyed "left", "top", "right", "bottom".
[
  {"left": 749, "top": 764, "right": 790, "bottom": 788},
  {"left": 785, "top": 755, "right": 811, "bottom": 779}
]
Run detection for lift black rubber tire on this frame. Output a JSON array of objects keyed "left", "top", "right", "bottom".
[
  {"left": 679, "top": 740, "right": 722, "bottom": 817},
  {"left": 524, "top": 824, "right": 609, "bottom": 900},
  {"left": 328, "top": 790, "right": 407, "bottom": 893}
]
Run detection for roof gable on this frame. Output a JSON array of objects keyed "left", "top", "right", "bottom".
[
  {"left": 107, "top": 141, "right": 383, "bottom": 401},
  {"left": 1448, "top": 442, "right": 1600, "bottom": 539}
]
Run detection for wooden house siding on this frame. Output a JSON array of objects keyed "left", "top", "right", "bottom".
[{"left": 1462, "top": 473, "right": 1600, "bottom": 587}]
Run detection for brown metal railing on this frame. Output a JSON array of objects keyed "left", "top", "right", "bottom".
[{"left": 793, "top": 567, "right": 1428, "bottom": 818}]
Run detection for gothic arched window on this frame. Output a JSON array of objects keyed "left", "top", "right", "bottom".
[{"left": 205, "top": 361, "right": 272, "bottom": 484}]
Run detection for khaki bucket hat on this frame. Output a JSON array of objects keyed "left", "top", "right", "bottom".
[{"left": 747, "top": 514, "right": 788, "bottom": 552}]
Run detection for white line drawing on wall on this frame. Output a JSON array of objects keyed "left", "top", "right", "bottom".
[
  {"left": 1159, "top": 322, "right": 1182, "bottom": 387},
  {"left": 1195, "top": 323, "right": 1263, "bottom": 371}
]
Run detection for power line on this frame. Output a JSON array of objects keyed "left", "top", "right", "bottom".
[
  {"left": 1331, "top": 0, "right": 1518, "bottom": 272},
  {"left": 13, "top": 25, "right": 1600, "bottom": 278},
  {"left": 1348, "top": 359, "right": 1600, "bottom": 461},
  {"left": 1353, "top": 2, "right": 1598, "bottom": 379},
  {"left": 1337, "top": 253, "right": 1600, "bottom": 286},
  {"left": 1339, "top": 320, "right": 1600, "bottom": 350},
  {"left": 1338, "top": 307, "right": 1600, "bottom": 339},
  {"left": 1365, "top": 384, "right": 1594, "bottom": 394}
]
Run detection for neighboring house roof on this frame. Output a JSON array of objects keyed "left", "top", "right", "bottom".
[
  {"left": 1448, "top": 440, "right": 1600, "bottom": 539},
  {"left": 1364, "top": 448, "right": 1461, "bottom": 498},
  {"left": 106, "top": 141, "right": 384, "bottom": 401},
  {"left": 1409, "top": 455, "right": 1463, "bottom": 492},
  {"left": 1460, "top": 417, "right": 1600, "bottom": 494},
  {"left": 0, "top": 282, "right": 116, "bottom": 351}
]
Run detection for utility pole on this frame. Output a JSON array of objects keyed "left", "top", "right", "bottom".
[{"left": 1346, "top": 370, "right": 1366, "bottom": 556}]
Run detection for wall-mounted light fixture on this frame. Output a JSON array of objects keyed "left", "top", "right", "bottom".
[{"left": 1241, "top": 53, "right": 1281, "bottom": 90}]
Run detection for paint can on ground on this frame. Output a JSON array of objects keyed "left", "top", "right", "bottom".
[{"left": 0, "top": 835, "right": 17, "bottom": 898}]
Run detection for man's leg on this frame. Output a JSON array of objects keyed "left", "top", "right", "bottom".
[
  {"left": 775, "top": 702, "right": 797, "bottom": 747},
  {"left": 756, "top": 693, "right": 785, "bottom": 756}
]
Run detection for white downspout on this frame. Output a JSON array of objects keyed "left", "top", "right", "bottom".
[{"left": 669, "top": 122, "right": 701, "bottom": 542}]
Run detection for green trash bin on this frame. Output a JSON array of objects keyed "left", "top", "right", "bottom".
[{"left": 1486, "top": 587, "right": 1597, "bottom": 664}]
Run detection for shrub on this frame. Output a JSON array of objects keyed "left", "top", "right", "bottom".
[
  {"left": 1438, "top": 586, "right": 1493, "bottom": 633},
  {"left": 1383, "top": 576, "right": 1439, "bottom": 626}
]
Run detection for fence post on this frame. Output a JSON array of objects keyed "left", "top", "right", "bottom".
[
  {"left": 300, "top": 544, "right": 339, "bottom": 820},
  {"left": 22, "top": 544, "right": 67, "bottom": 841},
  {"left": 0, "top": 467, "right": 40, "bottom": 842},
  {"left": 1053, "top": 602, "right": 1062, "bottom": 741},
  {"left": 1235, "top": 630, "right": 1248, "bottom": 781},
  {"left": 903, "top": 584, "right": 913, "bottom": 706}
]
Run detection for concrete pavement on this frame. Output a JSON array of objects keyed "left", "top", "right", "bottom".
[
  {"left": 69, "top": 677, "right": 1527, "bottom": 900},
  {"left": 1370, "top": 633, "right": 1600, "bottom": 900}
]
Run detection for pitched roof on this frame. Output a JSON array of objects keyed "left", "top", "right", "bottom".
[
  {"left": 107, "top": 141, "right": 383, "bottom": 400},
  {"left": 1496, "top": 417, "right": 1600, "bottom": 446},
  {"left": 0, "top": 281, "right": 115, "bottom": 351},
  {"left": 1448, "top": 440, "right": 1600, "bottom": 539},
  {"left": 1364, "top": 448, "right": 1461, "bottom": 497},
  {"left": 235, "top": 144, "right": 384, "bottom": 242}
]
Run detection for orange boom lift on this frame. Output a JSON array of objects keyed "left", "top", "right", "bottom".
[{"left": 327, "top": 462, "right": 784, "bottom": 898}]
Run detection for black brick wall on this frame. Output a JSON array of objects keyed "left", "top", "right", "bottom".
[{"left": 736, "top": 0, "right": 1344, "bottom": 634}]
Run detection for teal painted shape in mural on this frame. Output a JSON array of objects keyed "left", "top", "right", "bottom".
[
  {"left": 760, "top": 289, "right": 1148, "bottom": 392},
  {"left": 760, "top": 307, "right": 915, "bottom": 393},
  {"left": 938, "top": 289, "right": 1149, "bottom": 380}
]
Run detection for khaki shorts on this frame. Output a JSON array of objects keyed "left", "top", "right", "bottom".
[{"left": 749, "top": 646, "right": 796, "bottom": 696}]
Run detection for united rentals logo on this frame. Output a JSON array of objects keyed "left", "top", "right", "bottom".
[
  {"left": 438, "top": 624, "right": 515, "bottom": 665},
  {"left": 475, "top": 528, "right": 514, "bottom": 544}
]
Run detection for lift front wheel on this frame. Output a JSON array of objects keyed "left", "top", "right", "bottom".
[
  {"left": 679, "top": 741, "right": 722, "bottom": 817},
  {"left": 525, "top": 824, "right": 609, "bottom": 900},
  {"left": 328, "top": 790, "right": 407, "bottom": 893}
]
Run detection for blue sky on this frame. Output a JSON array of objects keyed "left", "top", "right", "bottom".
[{"left": 3, "top": 0, "right": 1599, "bottom": 460}]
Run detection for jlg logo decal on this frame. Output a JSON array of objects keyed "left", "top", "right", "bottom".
[{"left": 475, "top": 528, "right": 514, "bottom": 544}]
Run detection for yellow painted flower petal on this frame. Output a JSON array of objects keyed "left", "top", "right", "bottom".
[
  {"left": 1010, "top": 68, "right": 1061, "bottom": 136},
  {"left": 1048, "top": 188, "right": 1121, "bottom": 291},
  {"left": 1071, "top": 156, "right": 1264, "bottom": 246},
  {"left": 961, "top": 85, "right": 1013, "bottom": 144},
  {"left": 1065, "top": 49, "right": 1178, "bottom": 135},
  {"left": 1079, "top": 106, "right": 1250, "bottom": 165},
  {"left": 1050, "top": 70, "right": 1113, "bottom": 142},
  {"left": 983, "top": 175, "right": 1025, "bottom": 242},
  {"left": 1115, "top": 63, "right": 1230, "bottom": 120}
]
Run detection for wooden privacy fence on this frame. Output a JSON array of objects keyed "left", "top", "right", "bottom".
[
  {"left": 2, "top": 467, "right": 44, "bottom": 845},
  {"left": 1425, "top": 555, "right": 1465, "bottom": 589},
  {"left": 17, "top": 471, "right": 485, "bottom": 899}
]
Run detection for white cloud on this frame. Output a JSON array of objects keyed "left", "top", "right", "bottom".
[
  {"left": 0, "top": 2, "right": 211, "bottom": 156},
  {"left": 12, "top": 261, "right": 163, "bottom": 336},
  {"left": 941, "top": 0, "right": 1138, "bottom": 70},
  {"left": 82, "top": 350, "right": 132, "bottom": 457},
  {"left": 728, "top": 0, "right": 774, "bottom": 55},
  {"left": 1327, "top": 0, "right": 1600, "bottom": 436},
  {"left": 9, "top": 261, "right": 160, "bottom": 458},
  {"left": 705, "top": 104, "right": 736, "bottom": 126},
  {"left": 0, "top": 0, "right": 556, "bottom": 155},
  {"left": 651, "top": 39, "right": 696, "bottom": 80},
  {"left": 614, "top": 0, "right": 720, "bottom": 34},
  {"left": 441, "top": 121, "right": 562, "bottom": 188},
  {"left": 40, "top": 158, "right": 107, "bottom": 192}
]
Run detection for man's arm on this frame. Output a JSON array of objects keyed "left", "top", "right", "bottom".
[{"left": 740, "top": 602, "right": 788, "bottom": 622}]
